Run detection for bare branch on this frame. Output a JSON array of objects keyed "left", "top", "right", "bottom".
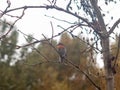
[
  {"left": 24, "top": 35, "right": 49, "bottom": 61},
  {"left": 4, "top": 5, "right": 103, "bottom": 37},
  {"left": 108, "top": 18, "right": 120, "bottom": 35},
  {"left": 5, "top": 5, "right": 92, "bottom": 27},
  {"left": 52, "top": 0, "right": 57, "bottom": 5},
  {"left": 42, "top": 34, "right": 59, "bottom": 53},
  {"left": 66, "top": 59, "right": 101, "bottom": 90},
  {"left": 0, "top": 4, "right": 102, "bottom": 37},
  {"left": 57, "top": 24, "right": 101, "bottom": 54},
  {"left": 6, "top": 5, "right": 48, "bottom": 13},
  {"left": 50, "top": 21, "right": 54, "bottom": 43},
  {"left": 47, "top": 0, "right": 52, "bottom": 5},
  {"left": 66, "top": 0, "right": 72, "bottom": 11},
  {"left": 0, "top": 9, "right": 24, "bottom": 19},
  {"left": 17, "top": 29, "right": 38, "bottom": 41},
  {"left": 0, "top": 0, "right": 11, "bottom": 18},
  {"left": 0, "top": 8, "right": 26, "bottom": 40},
  {"left": 24, "top": 60, "right": 59, "bottom": 66},
  {"left": 15, "top": 24, "right": 77, "bottom": 48},
  {"left": 45, "top": 15, "right": 75, "bottom": 24}
]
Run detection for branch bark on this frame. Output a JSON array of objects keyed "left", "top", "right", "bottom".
[
  {"left": 5, "top": 5, "right": 94, "bottom": 30},
  {"left": 108, "top": 18, "right": 120, "bottom": 35}
]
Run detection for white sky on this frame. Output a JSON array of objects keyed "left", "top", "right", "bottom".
[
  {"left": 0, "top": 0, "right": 120, "bottom": 42},
  {"left": 0, "top": 0, "right": 76, "bottom": 44},
  {"left": 0, "top": 0, "right": 120, "bottom": 67}
]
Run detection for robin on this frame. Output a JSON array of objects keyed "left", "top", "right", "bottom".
[{"left": 56, "top": 43, "right": 67, "bottom": 63}]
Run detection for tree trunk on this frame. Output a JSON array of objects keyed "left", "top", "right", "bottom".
[
  {"left": 101, "top": 37, "right": 114, "bottom": 90},
  {"left": 90, "top": 0, "right": 115, "bottom": 90}
]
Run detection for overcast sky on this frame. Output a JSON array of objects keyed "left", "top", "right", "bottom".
[
  {"left": 0, "top": 0, "right": 75, "bottom": 44},
  {"left": 0, "top": 0, "right": 120, "bottom": 44}
]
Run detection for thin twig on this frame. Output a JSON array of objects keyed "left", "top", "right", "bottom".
[
  {"left": 0, "top": 0, "right": 11, "bottom": 18},
  {"left": 50, "top": 21, "right": 54, "bottom": 43},
  {"left": 0, "top": 10, "right": 20, "bottom": 18},
  {"left": 65, "top": 59, "right": 101, "bottom": 90},
  {"left": 17, "top": 25, "right": 76, "bottom": 48},
  {"left": 0, "top": 8, "right": 26, "bottom": 40},
  {"left": 42, "top": 34, "right": 58, "bottom": 53},
  {"left": 24, "top": 60, "right": 59, "bottom": 66},
  {"left": 45, "top": 15, "right": 75, "bottom": 24},
  {"left": 113, "top": 34, "right": 120, "bottom": 67},
  {"left": 23, "top": 35, "right": 49, "bottom": 62},
  {"left": 66, "top": 0, "right": 72, "bottom": 11}
]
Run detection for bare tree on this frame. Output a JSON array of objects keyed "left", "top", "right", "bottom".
[{"left": 0, "top": 0, "right": 120, "bottom": 90}]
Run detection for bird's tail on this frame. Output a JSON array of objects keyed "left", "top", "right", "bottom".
[{"left": 59, "top": 56, "right": 66, "bottom": 63}]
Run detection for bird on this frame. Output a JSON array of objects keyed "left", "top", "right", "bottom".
[{"left": 56, "top": 43, "right": 67, "bottom": 63}]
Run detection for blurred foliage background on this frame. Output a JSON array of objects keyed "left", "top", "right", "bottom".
[{"left": 0, "top": 20, "right": 120, "bottom": 90}]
